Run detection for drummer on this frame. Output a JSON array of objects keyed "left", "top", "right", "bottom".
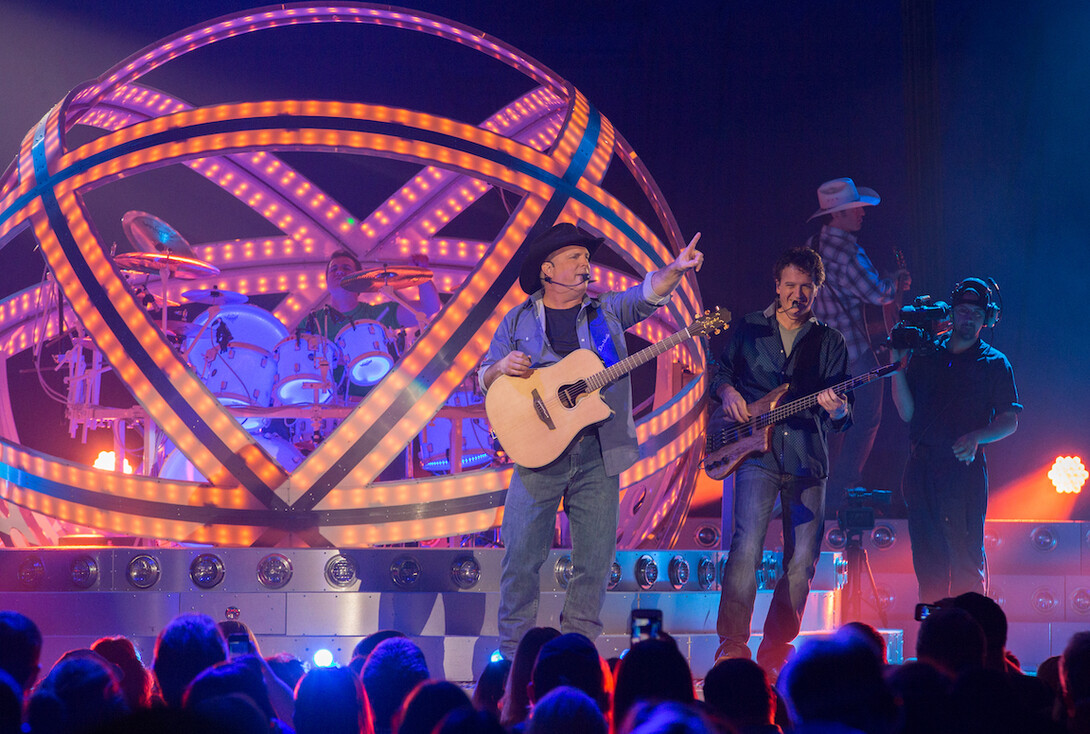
[{"left": 302, "top": 249, "right": 440, "bottom": 396}]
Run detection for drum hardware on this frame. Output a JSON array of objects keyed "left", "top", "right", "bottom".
[
  {"left": 116, "top": 211, "right": 220, "bottom": 335},
  {"left": 113, "top": 251, "right": 220, "bottom": 335},
  {"left": 181, "top": 288, "right": 249, "bottom": 306},
  {"left": 185, "top": 304, "right": 289, "bottom": 431},
  {"left": 419, "top": 391, "right": 493, "bottom": 474},
  {"left": 340, "top": 264, "right": 435, "bottom": 346}
]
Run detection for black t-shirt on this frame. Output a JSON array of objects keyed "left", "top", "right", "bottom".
[
  {"left": 544, "top": 304, "right": 581, "bottom": 356},
  {"left": 905, "top": 336, "right": 1021, "bottom": 450}
]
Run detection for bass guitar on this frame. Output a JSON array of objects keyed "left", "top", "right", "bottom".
[
  {"left": 486, "top": 308, "right": 729, "bottom": 469},
  {"left": 703, "top": 361, "right": 898, "bottom": 480}
]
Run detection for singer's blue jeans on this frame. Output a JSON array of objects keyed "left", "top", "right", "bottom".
[{"left": 498, "top": 431, "right": 619, "bottom": 658}]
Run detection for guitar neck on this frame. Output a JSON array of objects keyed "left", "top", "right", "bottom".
[
  {"left": 755, "top": 363, "right": 897, "bottom": 428},
  {"left": 585, "top": 325, "right": 695, "bottom": 392}
]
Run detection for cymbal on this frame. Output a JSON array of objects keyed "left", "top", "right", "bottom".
[
  {"left": 181, "top": 288, "right": 248, "bottom": 306},
  {"left": 121, "top": 211, "right": 197, "bottom": 257},
  {"left": 341, "top": 265, "right": 433, "bottom": 293},
  {"left": 114, "top": 251, "right": 220, "bottom": 280}
]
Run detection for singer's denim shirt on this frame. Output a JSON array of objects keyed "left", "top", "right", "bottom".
[{"left": 479, "top": 272, "right": 666, "bottom": 476}]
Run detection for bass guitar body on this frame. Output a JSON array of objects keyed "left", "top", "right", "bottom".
[
  {"left": 485, "top": 349, "right": 612, "bottom": 469},
  {"left": 703, "top": 384, "right": 789, "bottom": 480}
]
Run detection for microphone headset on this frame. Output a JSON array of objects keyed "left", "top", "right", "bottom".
[
  {"left": 542, "top": 273, "right": 594, "bottom": 288},
  {"left": 951, "top": 277, "right": 1001, "bottom": 328}
]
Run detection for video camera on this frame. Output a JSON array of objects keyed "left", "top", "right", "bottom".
[
  {"left": 888, "top": 295, "right": 951, "bottom": 353},
  {"left": 837, "top": 487, "right": 893, "bottom": 534}
]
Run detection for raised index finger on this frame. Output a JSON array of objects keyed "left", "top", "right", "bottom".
[{"left": 683, "top": 232, "right": 701, "bottom": 257}]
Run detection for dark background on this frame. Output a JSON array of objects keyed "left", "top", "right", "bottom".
[{"left": 1, "top": 1, "right": 1087, "bottom": 517}]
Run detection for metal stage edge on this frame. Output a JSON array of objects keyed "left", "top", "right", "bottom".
[{"left": 0, "top": 547, "right": 850, "bottom": 682}]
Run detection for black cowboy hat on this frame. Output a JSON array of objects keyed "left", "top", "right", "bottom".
[{"left": 518, "top": 222, "right": 603, "bottom": 294}]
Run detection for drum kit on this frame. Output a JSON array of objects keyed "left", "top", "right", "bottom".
[{"left": 85, "top": 211, "right": 495, "bottom": 478}]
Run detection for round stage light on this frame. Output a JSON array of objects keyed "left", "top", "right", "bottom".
[
  {"left": 1033, "top": 587, "right": 1059, "bottom": 614},
  {"left": 257, "top": 554, "right": 293, "bottom": 589},
  {"left": 871, "top": 524, "right": 896, "bottom": 549},
  {"left": 1073, "top": 588, "right": 1090, "bottom": 615},
  {"left": 190, "top": 554, "right": 225, "bottom": 589},
  {"left": 312, "top": 649, "right": 334, "bottom": 668},
  {"left": 126, "top": 554, "right": 161, "bottom": 589},
  {"left": 1050, "top": 456, "right": 1088, "bottom": 493},
  {"left": 18, "top": 556, "right": 45, "bottom": 588},
  {"left": 554, "top": 555, "right": 574, "bottom": 589},
  {"left": 450, "top": 556, "right": 481, "bottom": 589},
  {"left": 695, "top": 524, "right": 721, "bottom": 549},
  {"left": 70, "top": 555, "right": 99, "bottom": 589},
  {"left": 608, "top": 561, "right": 622, "bottom": 590},
  {"left": 635, "top": 555, "right": 658, "bottom": 590},
  {"left": 390, "top": 557, "right": 422, "bottom": 589},
  {"left": 825, "top": 527, "right": 847, "bottom": 549},
  {"left": 489, "top": 649, "right": 505, "bottom": 664},
  {"left": 1030, "top": 526, "right": 1057, "bottom": 552},
  {"left": 324, "top": 554, "right": 359, "bottom": 588},
  {"left": 667, "top": 556, "right": 690, "bottom": 590},
  {"left": 697, "top": 557, "right": 716, "bottom": 590}
]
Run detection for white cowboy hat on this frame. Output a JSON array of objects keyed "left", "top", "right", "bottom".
[{"left": 807, "top": 177, "right": 881, "bottom": 221}]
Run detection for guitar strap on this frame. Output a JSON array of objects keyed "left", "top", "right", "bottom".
[
  {"left": 586, "top": 302, "right": 621, "bottom": 368},
  {"left": 786, "top": 322, "right": 826, "bottom": 398}
]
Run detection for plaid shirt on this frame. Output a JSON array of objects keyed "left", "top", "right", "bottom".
[{"left": 808, "top": 225, "right": 896, "bottom": 363}]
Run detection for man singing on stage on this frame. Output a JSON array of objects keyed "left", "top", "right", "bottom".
[
  {"left": 890, "top": 277, "right": 1020, "bottom": 603},
  {"left": 713, "top": 247, "right": 851, "bottom": 676},
  {"left": 480, "top": 222, "right": 703, "bottom": 659}
]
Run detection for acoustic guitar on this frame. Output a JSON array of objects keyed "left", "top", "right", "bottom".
[
  {"left": 703, "top": 361, "right": 899, "bottom": 480},
  {"left": 862, "top": 248, "right": 908, "bottom": 352},
  {"left": 486, "top": 308, "right": 729, "bottom": 469}
]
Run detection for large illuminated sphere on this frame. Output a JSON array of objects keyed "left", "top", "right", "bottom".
[{"left": 0, "top": 4, "right": 708, "bottom": 547}]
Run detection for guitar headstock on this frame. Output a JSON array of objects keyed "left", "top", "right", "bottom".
[{"left": 691, "top": 307, "right": 731, "bottom": 336}]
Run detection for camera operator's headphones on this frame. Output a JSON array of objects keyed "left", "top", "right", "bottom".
[{"left": 950, "top": 277, "right": 1001, "bottom": 328}]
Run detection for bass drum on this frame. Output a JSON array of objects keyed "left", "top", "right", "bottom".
[
  {"left": 419, "top": 388, "right": 493, "bottom": 473},
  {"left": 186, "top": 305, "right": 288, "bottom": 430},
  {"left": 159, "top": 432, "right": 304, "bottom": 482}
]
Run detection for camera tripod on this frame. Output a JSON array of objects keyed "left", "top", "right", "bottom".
[{"left": 841, "top": 526, "right": 889, "bottom": 627}]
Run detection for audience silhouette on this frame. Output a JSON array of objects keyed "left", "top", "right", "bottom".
[
  {"left": 295, "top": 664, "right": 373, "bottom": 734},
  {"left": 395, "top": 680, "right": 472, "bottom": 734},
  {"left": 2, "top": 597, "right": 1090, "bottom": 734},
  {"left": 363, "top": 637, "right": 430, "bottom": 734},
  {"left": 153, "top": 613, "right": 227, "bottom": 709}
]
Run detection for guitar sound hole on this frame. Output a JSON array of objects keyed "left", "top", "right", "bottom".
[{"left": 558, "top": 383, "right": 583, "bottom": 409}]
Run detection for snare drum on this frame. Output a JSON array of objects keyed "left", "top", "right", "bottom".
[
  {"left": 273, "top": 333, "right": 342, "bottom": 404},
  {"left": 186, "top": 304, "right": 288, "bottom": 430},
  {"left": 335, "top": 319, "right": 396, "bottom": 386}
]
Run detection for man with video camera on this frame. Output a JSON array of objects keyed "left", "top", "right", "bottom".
[{"left": 889, "top": 277, "right": 1021, "bottom": 603}]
